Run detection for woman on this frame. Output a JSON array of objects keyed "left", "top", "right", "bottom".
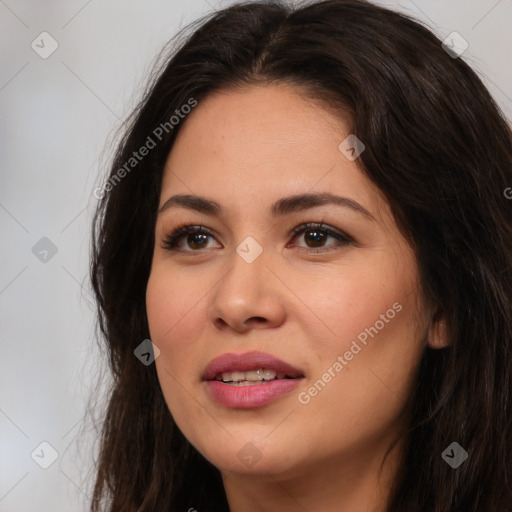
[{"left": 90, "top": 1, "right": 512, "bottom": 510}]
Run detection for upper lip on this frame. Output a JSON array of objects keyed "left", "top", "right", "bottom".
[{"left": 202, "top": 350, "right": 305, "bottom": 380}]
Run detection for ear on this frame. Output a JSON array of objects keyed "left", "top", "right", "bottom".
[{"left": 427, "top": 309, "right": 449, "bottom": 349}]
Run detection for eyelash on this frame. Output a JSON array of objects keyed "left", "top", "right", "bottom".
[{"left": 161, "top": 222, "right": 354, "bottom": 254}]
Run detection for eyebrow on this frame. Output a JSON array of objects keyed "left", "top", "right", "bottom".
[{"left": 158, "top": 192, "right": 375, "bottom": 220}]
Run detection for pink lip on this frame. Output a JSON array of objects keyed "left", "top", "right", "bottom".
[
  {"left": 202, "top": 351, "right": 305, "bottom": 409},
  {"left": 203, "top": 350, "right": 304, "bottom": 380}
]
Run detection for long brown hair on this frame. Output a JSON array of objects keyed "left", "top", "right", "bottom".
[{"left": 90, "top": 1, "right": 512, "bottom": 510}]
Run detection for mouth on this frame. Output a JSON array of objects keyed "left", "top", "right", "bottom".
[
  {"left": 203, "top": 350, "right": 304, "bottom": 382},
  {"left": 213, "top": 368, "right": 299, "bottom": 386},
  {"left": 202, "top": 351, "right": 305, "bottom": 408}
]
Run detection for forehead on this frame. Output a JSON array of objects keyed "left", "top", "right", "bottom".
[{"left": 160, "top": 83, "right": 384, "bottom": 219}]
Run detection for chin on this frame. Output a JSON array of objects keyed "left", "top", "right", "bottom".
[{"left": 192, "top": 433, "right": 303, "bottom": 476}]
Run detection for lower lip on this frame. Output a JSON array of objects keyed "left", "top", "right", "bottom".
[{"left": 205, "top": 379, "right": 302, "bottom": 408}]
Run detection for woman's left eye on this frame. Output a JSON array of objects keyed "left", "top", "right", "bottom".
[
  {"left": 288, "top": 222, "right": 353, "bottom": 253},
  {"left": 161, "top": 222, "right": 353, "bottom": 253}
]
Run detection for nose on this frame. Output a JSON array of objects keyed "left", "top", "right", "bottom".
[{"left": 208, "top": 247, "right": 286, "bottom": 333}]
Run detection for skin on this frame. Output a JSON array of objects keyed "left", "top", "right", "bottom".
[{"left": 145, "top": 83, "right": 446, "bottom": 512}]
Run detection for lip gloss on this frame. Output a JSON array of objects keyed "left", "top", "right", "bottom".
[{"left": 205, "top": 378, "right": 302, "bottom": 408}]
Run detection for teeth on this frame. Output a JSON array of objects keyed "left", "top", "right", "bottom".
[
  {"left": 218, "top": 368, "right": 280, "bottom": 383},
  {"left": 231, "top": 371, "right": 246, "bottom": 382},
  {"left": 227, "top": 381, "right": 265, "bottom": 386}
]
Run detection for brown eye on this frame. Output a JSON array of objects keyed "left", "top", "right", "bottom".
[
  {"left": 162, "top": 225, "right": 220, "bottom": 251},
  {"left": 186, "top": 232, "right": 209, "bottom": 250},
  {"left": 290, "top": 222, "right": 353, "bottom": 253},
  {"left": 302, "top": 229, "right": 327, "bottom": 247}
]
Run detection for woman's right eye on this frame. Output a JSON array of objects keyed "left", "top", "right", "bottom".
[{"left": 161, "top": 225, "right": 221, "bottom": 252}]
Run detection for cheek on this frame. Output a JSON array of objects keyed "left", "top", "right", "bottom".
[
  {"left": 146, "top": 267, "right": 212, "bottom": 437},
  {"left": 146, "top": 267, "right": 203, "bottom": 340},
  {"left": 293, "top": 250, "right": 426, "bottom": 414},
  {"left": 287, "top": 252, "right": 421, "bottom": 359},
  {"left": 145, "top": 267, "right": 209, "bottom": 379}
]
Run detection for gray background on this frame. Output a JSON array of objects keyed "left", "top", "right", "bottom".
[{"left": 1, "top": 1, "right": 511, "bottom": 510}]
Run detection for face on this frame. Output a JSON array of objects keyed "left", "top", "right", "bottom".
[{"left": 146, "top": 83, "right": 432, "bottom": 481}]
